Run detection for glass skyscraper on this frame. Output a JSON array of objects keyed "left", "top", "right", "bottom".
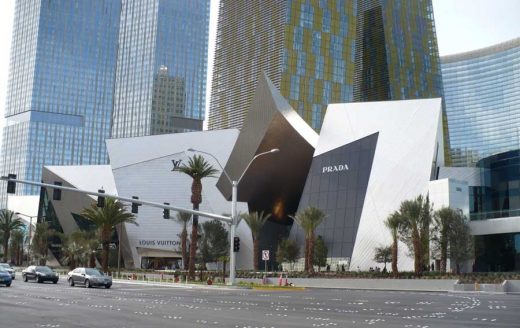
[
  {"left": 441, "top": 37, "right": 520, "bottom": 167},
  {"left": 208, "top": 0, "right": 445, "bottom": 133},
  {"left": 111, "top": 0, "right": 210, "bottom": 138},
  {"left": 0, "top": 0, "right": 121, "bottom": 201},
  {"left": 1, "top": 0, "right": 210, "bottom": 202}
]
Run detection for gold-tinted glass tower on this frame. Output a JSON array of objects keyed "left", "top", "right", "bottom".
[{"left": 208, "top": 0, "right": 446, "bottom": 137}]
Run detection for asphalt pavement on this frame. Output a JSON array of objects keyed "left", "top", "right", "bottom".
[{"left": 1, "top": 273, "right": 520, "bottom": 328}]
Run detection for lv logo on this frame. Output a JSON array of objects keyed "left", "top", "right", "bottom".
[{"left": 171, "top": 159, "right": 183, "bottom": 171}]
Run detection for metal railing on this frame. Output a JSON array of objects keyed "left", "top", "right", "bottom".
[{"left": 470, "top": 208, "right": 520, "bottom": 221}]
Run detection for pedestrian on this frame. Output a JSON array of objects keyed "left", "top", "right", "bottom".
[{"left": 326, "top": 264, "right": 330, "bottom": 272}]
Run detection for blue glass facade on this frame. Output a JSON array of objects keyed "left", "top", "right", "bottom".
[
  {"left": 442, "top": 38, "right": 520, "bottom": 167},
  {"left": 470, "top": 150, "right": 520, "bottom": 221},
  {"left": 111, "top": 0, "right": 210, "bottom": 138},
  {"left": 1, "top": 0, "right": 121, "bottom": 201}
]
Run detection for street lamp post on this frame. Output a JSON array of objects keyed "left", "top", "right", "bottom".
[{"left": 187, "top": 148, "right": 279, "bottom": 285}]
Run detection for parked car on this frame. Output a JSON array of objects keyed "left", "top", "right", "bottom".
[
  {"left": 0, "top": 267, "right": 12, "bottom": 287},
  {"left": 67, "top": 267, "right": 112, "bottom": 289},
  {"left": 0, "top": 263, "right": 15, "bottom": 279},
  {"left": 22, "top": 265, "right": 59, "bottom": 284}
]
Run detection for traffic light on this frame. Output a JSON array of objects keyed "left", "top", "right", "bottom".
[
  {"left": 163, "top": 202, "right": 170, "bottom": 219},
  {"left": 97, "top": 189, "right": 105, "bottom": 207},
  {"left": 233, "top": 236, "right": 240, "bottom": 252},
  {"left": 53, "top": 181, "right": 62, "bottom": 201},
  {"left": 6, "top": 174, "right": 16, "bottom": 194},
  {"left": 131, "top": 196, "right": 140, "bottom": 214}
]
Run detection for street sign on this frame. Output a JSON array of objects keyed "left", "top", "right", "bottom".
[{"left": 262, "top": 250, "right": 270, "bottom": 261}]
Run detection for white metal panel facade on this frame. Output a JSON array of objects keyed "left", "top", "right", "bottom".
[{"left": 315, "top": 98, "right": 444, "bottom": 270}]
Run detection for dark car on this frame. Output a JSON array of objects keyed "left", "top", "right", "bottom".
[
  {"left": 22, "top": 265, "right": 59, "bottom": 283},
  {"left": 67, "top": 267, "right": 112, "bottom": 289},
  {"left": 0, "top": 267, "right": 12, "bottom": 287},
  {"left": 0, "top": 263, "right": 15, "bottom": 279}
]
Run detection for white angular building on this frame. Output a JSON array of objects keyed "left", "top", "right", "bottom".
[
  {"left": 40, "top": 130, "right": 250, "bottom": 269},
  {"left": 290, "top": 98, "right": 445, "bottom": 271},
  {"left": 32, "top": 74, "right": 448, "bottom": 271}
]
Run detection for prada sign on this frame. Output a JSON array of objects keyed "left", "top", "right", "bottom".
[{"left": 322, "top": 164, "right": 349, "bottom": 173}]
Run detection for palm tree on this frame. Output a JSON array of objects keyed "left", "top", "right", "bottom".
[
  {"left": 432, "top": 207, "right": 461, "bottom": 273},
  {"left": 60, "top": 232, "right": 86, "bottom": 270},
  {"left": 174, "top": 154, "right": 218, "bottom": 280},
  {"left": 241, "top": 211, "right": 271, "bottom": 271},
  {"left": 175, "top": 211, "right": 191, "bottom": 270},
  {"left": 0, "top": 209, "right": 24, "bottom": 261},
  {"left": 31, "top": 222, "right": 54, "bottom": 265},
  {"left": 385, "top": 211, "right": 402, "bottom": 277},
  {"left": 10, "top": 229, "right": 25, "bottom": 265},
  {"left": 398, "top": 195, "right": 431, "bottom": 276},
  {"left": 291, "top": 206, "right": 326, "bottom": 273},
  {"left": 81, "top": 198, "right": 137, "bottom": 272},
  {"left": 373, "top": 245, "right": 392, "bottom": 272}
]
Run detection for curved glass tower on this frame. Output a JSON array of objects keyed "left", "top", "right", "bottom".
[{"left": 441, "top": 37, "right": 520, "bottom": 167}]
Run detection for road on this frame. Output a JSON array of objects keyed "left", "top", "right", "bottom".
[{"left": 1, "top": 276, "right": 520, "bottom": 327}]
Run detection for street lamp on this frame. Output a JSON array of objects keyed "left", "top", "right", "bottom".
[
  {"left": 187, "top": 148, "right": 279, "bottom": 285},
  {"left": 15, "top": 212, "right": 41, "bottom": 265}
]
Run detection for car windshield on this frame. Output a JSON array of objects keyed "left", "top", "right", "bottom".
[
  {"left": 85, "top": 268, "right": 104, "bottom": 276},
  {"left": 0, "top": 263, "right": 10, "bottom": 269},
  {"left": 0, "top": 267, "right": 6, "bottom": 272},
  {"left": 36, "top": 266, "right": 53, "bottom": 273}
]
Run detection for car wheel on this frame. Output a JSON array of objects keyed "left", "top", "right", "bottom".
[
  {"left": 53, "top": 279, "right": 58, "bottom": 284},
  {"left": 23, "top": 274, "right": 28, "bottom": 282},
  {"left": 105, "top": 284, "right": 111, "bottom": 289},
  {"left": 6, "top": 283, "right": 11, "bottom": 287},
  {"left": 85, "top": 279, "right": 91, "bottom": 288},
  {"left": 68, "top": 278, "right": 74, "bottom": 287},
  {"left": 37, "top": 277, "right": 42, "bottom": 283}
]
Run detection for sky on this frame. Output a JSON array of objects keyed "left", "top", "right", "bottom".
[{"left": 0, "top": 0, "right": 519, "bottom": 136}]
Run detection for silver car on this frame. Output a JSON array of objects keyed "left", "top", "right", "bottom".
[
  {"left": 67, "top": 267, "right": 112, "bottom": 289},
  {"left": 0, "top": 263, "right": 15, "bottom": 279}
]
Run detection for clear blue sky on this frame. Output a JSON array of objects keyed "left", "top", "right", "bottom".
[{"left": 0, "top": 0, "right": 519, "bottom": 133}]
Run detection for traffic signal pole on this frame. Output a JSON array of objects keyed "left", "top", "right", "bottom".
[
  {"left": 229, "top": 180, "right": 237, "bottom": 285},
  {"left": 0, "top": 175, "right": 231, "bottom": 223}
]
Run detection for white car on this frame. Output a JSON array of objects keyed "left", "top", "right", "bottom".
[{"left": 0, "top": 263, "right": 15, "bottom": 279}]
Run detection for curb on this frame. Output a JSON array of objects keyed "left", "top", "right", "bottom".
[{"left": 112, "top": 279, "right": 249, "bottom": 290}]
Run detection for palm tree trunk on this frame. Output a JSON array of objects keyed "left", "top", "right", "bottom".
[
  {"left": 89, "top": 252, "right": 96, "bottom": 268},
  {"left": 253, "top": 238, "right": 259, "bottom": 271},
  {"left": 413, "top": 233, "right": 423, "bottom": 276},
  {"left": 391, "top": 234, "right": 398, "bottom": 277},
  {"left": 101, "top": 227, "right": 111, "bottom": 272},
  {"left": 222, "top": 259, "right": 226, "bottom": 284},
  {"left": 181, "top": 228, "right": 188, "bottom": 270},
  {"left": 19, "top": 247, "right": 23, "bottom": 265},
  {"left": 440, "top": 231, "right": 448, "bottom": 273},
  {"left": 303, "top": 238, "right": 309, "bottom": 272},
  {"left": 308, "top": 232, "right": 315, "bottom": 274},
  {"left": 188, "top": 212, "right": 198, "bottom": 280},
  {"left": 3, "top": 232, "right": 9, "bottom": 261}
]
